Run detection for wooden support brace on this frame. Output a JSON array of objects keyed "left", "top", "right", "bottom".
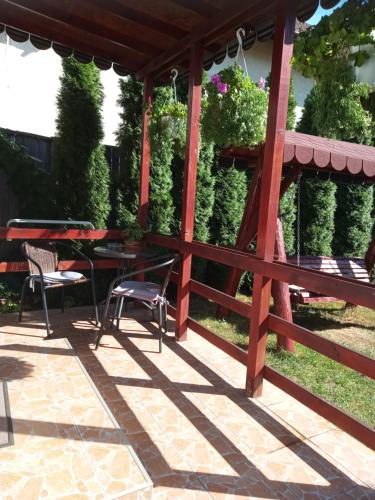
[
  {"left": 175, "top": 44, "right": 203, "bottom": 341},
  {"left": 246, "top": 0, "right": 297, "bottom": 397}
]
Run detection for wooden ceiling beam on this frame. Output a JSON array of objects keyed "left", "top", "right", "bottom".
[
  {"left": 9, "top": 0, "right": 163, "bottom": 56},
  {"left": 170, "top": 0, "right": 220, "bottom": 17},
  {"left": 137, "top": 0, "right": 272, "bottom": 79},
  {"left": 92, "top": 0, "right": 188, "bottom": 39},
  {"left": 0, "top": 0, "right": 146, "bottom": 71}
]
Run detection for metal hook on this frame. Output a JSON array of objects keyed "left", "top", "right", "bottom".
[
  {"left": 170, "top": 68, "right": 178, "bottom": 103},
  {"left": 236, "top": 27, "right": 245, "bottom": 46},
  {"left": 170, "top": 68, "right": 178, "bottom": 84}
]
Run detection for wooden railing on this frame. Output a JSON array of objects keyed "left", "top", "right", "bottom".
[
  {"left": 0, "top": 227, "right": 374, "bottom": 448},
  {"left": 146, "top": 232, "right": 375, "bottom": 449}
]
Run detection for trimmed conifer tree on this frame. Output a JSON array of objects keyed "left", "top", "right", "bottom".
[
  {"left": 113, "top": 76, "right": 143, "bottom": 227},
  {"left": 334, "top": 183, "right": 373, "bottom": 257},
  {"left": 279, "top": 183, "right": 297, "bottom": 255},
  {"left": 300, "top": 177, "right": 337, "bottom": 256},
  {"left": 149, "top": 86, "right": 175, "bottom": 234},
  {"left": 54, "top": 58, "right": 110, "bottom": 228},
  {"left": 210, "top": 164, "right": 248, "bottom": 247}
]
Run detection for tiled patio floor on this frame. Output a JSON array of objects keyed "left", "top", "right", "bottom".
[{"left": 0, "top": 305, "right": 374, "bottom": 499}]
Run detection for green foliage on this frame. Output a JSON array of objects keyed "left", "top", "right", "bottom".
[
  {"left": 334, "top": 183, "right": 374, "bottom": 256},
  {"left": 149, "top": 86, "right": 175, "bottom": 234},
  {"left": 313, "top": 78, "right": 373, "bottom": 144},
  {"left": 300, "top": 177, "right": 337, "bottom": 256},
  {"left": 151, "top": 98, "right": 187, "bottom": 158},
  {"left": 266, "top": 74, "right": 297, "bottom": 130},
  {"left": 293, "top": 0, "right": 375, "bottom": 81},
  {"left": 114, "top": 76, "right": 143, "bottom": 227},
  {"left": 280, "top": 182, "right": 297, "bottom": 255},
  {"left": 53, "top": 58, "right": 110, "bottom": 229},
  {"left": 0, "top": 133, "right": 51, "bottom": 217},
  {"left": 122, "top": 219, "right": 145, "bottom": 241},
  {"left": 210, "top": 164, "right": 248, "bottom": 246},
  {"left": 194, "top": 142, "right": 216, "bottom": 243},
  {"left": 202, "top": 65, "right": 268, "bottom": 147}
]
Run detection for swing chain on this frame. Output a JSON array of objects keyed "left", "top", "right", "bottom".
[{"left": 297, "top": 170, "right": 302, "bottom": 268}]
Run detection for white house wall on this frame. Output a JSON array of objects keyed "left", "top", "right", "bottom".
[{"left": 0, "top": 33, "right": 123, "bottom": 145}]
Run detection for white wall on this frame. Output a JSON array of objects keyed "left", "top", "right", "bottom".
[
  {"left": 0, "top": 33, "right": 123, "bottom": 145},
  {"left": 206, "top": 39, "right": 315, "bottom": 125}
]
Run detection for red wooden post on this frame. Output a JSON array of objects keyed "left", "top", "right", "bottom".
[
  {"left": 246, "top": 0, "right": 297, "bottom": 397},
  {"left": 175, "top": 44, "right": 203, "bottom": 341},
  {"left": 272, "top": 216, "right": 295, "bottom": 352},
  {"left": 138, "top": 75, "right": 153, "bottom": 229}
]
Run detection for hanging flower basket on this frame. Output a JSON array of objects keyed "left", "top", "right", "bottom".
[
  {"left": 151, "top": 98, "right": 187, "bottom": 158},
  {"left": 201, "top": 64, "right": 268, "bottom": 148}
]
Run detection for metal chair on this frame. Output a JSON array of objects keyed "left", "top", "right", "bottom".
[
  {"left": 19, "top": 241, "right": 98, "bottom": 337},
  {"left": 95, "top": 254, "right": 179, "bottom": 352}
]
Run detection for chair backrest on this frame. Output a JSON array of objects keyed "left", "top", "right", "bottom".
[
  {"left": 159, "top": 254, "right": 180, "bottom": 298},
  {"left": 22, "top": 242, "right": 58, "bottom": 275}
]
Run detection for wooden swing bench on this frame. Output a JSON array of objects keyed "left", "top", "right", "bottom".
[{"left": 287, "top": 256, "right": 371, "bottom": 304}]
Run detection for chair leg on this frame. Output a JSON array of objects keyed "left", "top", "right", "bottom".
[
  {"left": 61, "top": 287, "right": 65, "bottom": 313},
  {"left": 19, "top": 278, "right": 29, "bottom": 323},
  {"left": 110, "top": 296, "right": 121, "bottom": 329},
  {"left": 116, "top": 296, "right": 124, "bottom": 330},
  {"left": 95, "top": 291, "right": 112, "bottom": 349},
  {"left": 90, "top": 270, "right": 99, "bottom": 325},
  {"left": 158, "top": 301, "right": 163, "bottom": 353},
  {"left": 41, "top": 286, "right": 52, "bottom": 337},
  {"left": 163, "top": 302, "right": 168, "bottom": 332}
]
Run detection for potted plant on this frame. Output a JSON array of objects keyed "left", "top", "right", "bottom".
[
  {"left": 122, "top": 220, "right": 146, "bottom": 251},
  {"left": 201, "top": 64, "right": 268, "bottom": 148}
]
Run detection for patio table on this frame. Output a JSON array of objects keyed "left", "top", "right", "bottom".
[{"left": 93, "top": 245, "right": 155, "bottom": 273}]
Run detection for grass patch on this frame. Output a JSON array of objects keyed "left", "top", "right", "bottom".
[{"left": 188, "top": 293, "right": 375, "bottom": 428}]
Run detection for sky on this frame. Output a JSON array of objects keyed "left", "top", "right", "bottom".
[{"left": 308, "top": 0, "right": 346, "bottom": 25}]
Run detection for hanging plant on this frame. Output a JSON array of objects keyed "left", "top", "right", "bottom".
[
  {"left": 201, "top": 64, "right": 268, "bottom": 148},
  {"left": 150, "top": 93, "right": 187, "bottom": 158}
]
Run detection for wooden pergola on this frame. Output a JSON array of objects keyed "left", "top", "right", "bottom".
[{"left": 1, "top": 0, "right": 374, "bottom": 449}]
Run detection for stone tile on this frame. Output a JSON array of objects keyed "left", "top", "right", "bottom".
[
  {"left": 0, "top": 306, "right": 372, "bottom": 500},
  {"left": 310, "top": 429, "right": 375, "bottom": 489}
]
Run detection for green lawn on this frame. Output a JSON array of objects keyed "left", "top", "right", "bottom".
[{"left": 188, "top": 293, "right": 375, "bottom": 428}]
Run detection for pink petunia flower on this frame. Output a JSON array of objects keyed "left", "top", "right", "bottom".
[
  {"left": 217, "top": 82, "right": 228, "bottom": 94},
  {"left": 258, "top": 77, "right": 266, "bottom": 90},
  {"left": 211, "top": 74, "right": 221, "bottom": 85}
]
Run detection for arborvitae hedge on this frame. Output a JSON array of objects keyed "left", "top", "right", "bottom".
[
  {"left": 53, "top": 58, "right": 110, "bottom": 228},
  {"left": 113, "top": 76, "right": 143, "bottom": 227},
  {"left": 149, "top": 86, "right": 175, "bottom": 234},
  {"left": 334, "top": 183, "right": 374, "bottom": 257},
  {"left": 279, "top": 183, "right": 297, "bottom": 255},
  {"left": 194, "top": 142, "right": 215, "bottom": 242},
  {"left": 210, "top": 164, "right": 247, "bottom": 246},
  {"left": 300, "top": 177, "right": 337, "bottom": 256}
]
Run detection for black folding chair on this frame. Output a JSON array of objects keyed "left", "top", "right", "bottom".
[{"left": 95, "top": 254, "right": 179, "bottom": 352}]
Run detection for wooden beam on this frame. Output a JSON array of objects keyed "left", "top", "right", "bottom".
[
  {"left": 170, "top": 0, "right": 220, "bottom": 17},
  {"left": 136, "top": 0, "right": 271, "bottom": 78},
  {"left": 92, "top": 0, "right": 187, "bottom": 39},
  {"left": 138, "top": 76, "right": 153, "bottom": 230},
  {"left": 175, "top": 44, "right": 203, "bottom": 342},
  {"left": 9, "top": 0, "right": 161, "bottom": 56},
  {"left": 190, "top": 280, "right": 252, "bottom": 319},
  {"left": 187, "top": 317, "right": 247, "bottom": 365},
  {"left": 268, "top": 315, "right": 375, "bottom": 380},
  {"left": 264, "top": 366, "right": 375, "bottom": 450},
  {"left": 271, "top": 216, "right": 295, "bottom": 352},
  {"left": 0, "top": 228, "right": 122, "bottom": 240},
  {"left": 1, "top": 0, "right": 145, "bottom": 71},
  {"left": 0, "top": 259, "right": 120, "bottom": 273},
  {"left": 246, "top": 0, "right": 297, "bottom": 397},
  {"left": 145, "top": 234, "right": 375, "bottom": 310}
]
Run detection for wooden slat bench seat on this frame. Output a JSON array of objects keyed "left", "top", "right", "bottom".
[{"left": 287, "top": 256, "right": 371, "bottom": 304}]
